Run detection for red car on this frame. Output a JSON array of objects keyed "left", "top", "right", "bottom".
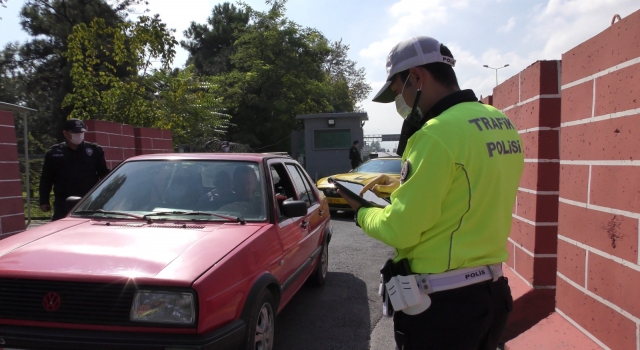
[{"left": 0, "top": 153, "right": 332, "bottom": 349}]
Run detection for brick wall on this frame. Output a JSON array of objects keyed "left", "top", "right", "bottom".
[
  {"left": 493, "top": 60, "right": 562, "bottom": 289},
  {"left": 556, "top": 9, "right": 640, "bottom": 350},
  {"left": 134, "top": 127, "right": 173, "bottom": 156},
  {"left": 84, "top": 120, "right": 173, "bottom": 169},
  {"left": 0, "top": 111, "right": 25, "bottom": 237}
]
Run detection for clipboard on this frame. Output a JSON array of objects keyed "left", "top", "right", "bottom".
[{"left": 328, "top": 177, "right": 390, "bottom": 209}]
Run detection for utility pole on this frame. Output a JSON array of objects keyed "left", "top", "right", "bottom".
[{"left": 483, "top": 64, "right": 509, "bottom": 86}]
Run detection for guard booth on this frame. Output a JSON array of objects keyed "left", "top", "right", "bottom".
[{"left": 293, "top": 112, "right": 368, "bottom": 181}]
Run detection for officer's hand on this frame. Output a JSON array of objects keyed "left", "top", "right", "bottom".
[
  {"left": 336, "top": 189, "right": 362, "bottom": 212},
  {"left": 360, "top": 175, "right": 400, "bottom": 198},
  {"left": 40, "top": 204, "right": 51, "bottom": 212}
]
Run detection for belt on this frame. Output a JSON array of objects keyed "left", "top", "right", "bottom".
[{"left": 417, "top": 263, "right": 503, "bottom": 294}]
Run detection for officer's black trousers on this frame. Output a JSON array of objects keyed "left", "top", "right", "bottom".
[
  {"left": 393, "top": 277, "right": 512, "bottom": 350},
  {"left": 51, "top": 203, "right": 69, "bottom": 221}
]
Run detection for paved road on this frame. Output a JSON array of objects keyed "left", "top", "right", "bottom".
[{"left": 273, "top": 212, "right": 396, "bottom": 350}]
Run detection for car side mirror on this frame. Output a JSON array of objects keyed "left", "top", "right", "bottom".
[
  {"left": 65, "top": 196, "right": 82, "bottom": 211},
  {"left": 281, "top": 200, "right": 308, "bottom": 217}
]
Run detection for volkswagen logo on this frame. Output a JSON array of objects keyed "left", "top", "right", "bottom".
[{"left": 42, "top": 292, "right": 61, "bottom": 312}]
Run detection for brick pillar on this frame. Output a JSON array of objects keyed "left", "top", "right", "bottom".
[
  {"left": 0, "top": 111, "right": 26, "bottom": 238},
  {"left": 493, "top": 60, "right": 562, "bottom": 289},
  {"left": 134, "top": 127, "right": 173, "bottom": 155},
  {"left": 481, "top": 94, "right": 493, "bottom": 106},
  {"left": 556, "top": 9, "right": 640, "bottom": 350}
]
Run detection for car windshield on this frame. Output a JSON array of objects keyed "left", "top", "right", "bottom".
[
  {"left": 73, "top": 160, "right": 267, "bottom": 221},
  {"left": 353, "top": 159, "right": 402, "bottom": 174}
]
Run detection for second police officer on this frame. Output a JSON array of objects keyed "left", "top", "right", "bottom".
[
  {"left": 39, "top": 119, "right": 110, "bottom": 221},
  {"left": 338, "top": 36, "right": 524, "bottom": 349}
]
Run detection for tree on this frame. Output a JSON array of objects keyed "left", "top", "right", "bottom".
[
  {"left": 210, "top": 1, "right": 370, "bottom": 151},
  {"left": 181, "top": 2, "right": 249, "bottom": 76},
  {"left": 63, "top": 16, "right": 229, "bottom": 146}
]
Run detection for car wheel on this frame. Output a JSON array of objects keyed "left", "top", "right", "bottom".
[
  {"left": 309, "top": 241, "right": 328, "bottom": 286},
  {"left": 245, "top": 289, "right": 275, "bottom": 350}
]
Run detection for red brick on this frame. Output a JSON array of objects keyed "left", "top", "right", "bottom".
[
  {"left": 534, "top": 256, "right": 557, "bottom": 286},
  {"left": 122, "top": 135, "right": 135, "bottom": 149},
  {"left": 135, "top": 137, "right": 153, "bottom": 150},
  {"left": 562, "top": 9, "right": 640, "bottom": 85},
  {"left": 152, "top": 138, "right": 173, "bottom": 151},
  {"left": 556, "top": 278, "right": 637, "bottom": 350},
  {"left": 134, "top": 127, "right": 163, "bottom": 139},
  {"left": 0, "top": 111, "right": 15, "bottom": 126},
  {"left": 595, "top": 63, "right": 640, "bottom": 116},
  {"left": 83, "top": 120, "right": 122, "bottom": 135},
  {"left": 561, "top": 81, "right": 593, "bottom": 123},
  {"left": 515, "top": 191, "right": 559, "bottom": 223},
  {"left": 510, "top": 219, "right": 558, "bottom": 255},
  {"left": 0, "top": 197, "right": 23, "bottom": 216},
  {"left": 588, "top": 253, "right": 640, "bottom": 319},
  {"left": 560, "top": 117, "right": 640, "bottom": 161},
  {"left": 519, "top": 130, "right": 559, "bottom": 160},
  {"left": 538, "top": 98, "right": 562, "bottom": 129},
  {"left": 559, "top": 164, "right": 589, "bottom": 202},
  {"left": 0, "top": 125, "right": 18, "bottom": 144},
  {"left": 514, "top": 246, "right": 534, "bottom": 284},
  {"left": 123, "top": 149, "right": 136, "bottom": 160},
  {"left": 109, "top": 134, "right": 125, "bottom": 148},
  {"left": 84, "top": 132, "right": 109, "bottom": 146},
  {"left": 493, "top": 74, "right": 520, "bottom": 110},
  {"left": 558, "top": 202, "right": 638, "bottom": 262},
  {"left": 162, "top": 129, "right": 172, "bottom": 140},
  {"left": 520, "top": 61, "right": 560, "bottom": 101},
  {"left": 0, "top": 181, "right": 21, "bottom": 198},
  {"left": 518, "top": 162, "right": 559, "bottom": 192},
  {"left": 0, "top": 215, "right": 25, "bottom": 234},
  {"left": 506, "top": 240, "right": 515, "bottom": 268},
  {"left": 122, "top": 124, "right": 134, "bottom": 136},
  {"left": 103, "top": 147, "right": 123, "bottom": 161},
  {"left": 0, "top": 144, "right": 18, "bottom": 162},
  {"left": 557, "top": 240, "right": 586, "bottom": 287},
  {"left": 0, "top": 162, "right": 20, "bottom": 181},
  {"left": 590, "top": 166, "right": 640, "bottom": 214}
]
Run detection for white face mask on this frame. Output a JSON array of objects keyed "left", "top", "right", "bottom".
[
  {"left": 394, "top": 75, "right": 422, "bottom": 119},
  {"left": 69, "top": 133, "right": 84, "bottom": 145}
]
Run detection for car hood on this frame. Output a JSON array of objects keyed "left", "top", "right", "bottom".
[
  {"left": 317, "top": 172, "right": 400, "bottom": 187},
  {"left": 0, "top": 218, "right": 265, "bottom": 284}
]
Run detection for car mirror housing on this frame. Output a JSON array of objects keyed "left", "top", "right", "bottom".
[
  {"left": 65, "top": 196, "right": 82, "bottom": 211},
  {"left": 281, "top": 200, "right": 308, "bottom": 217}
]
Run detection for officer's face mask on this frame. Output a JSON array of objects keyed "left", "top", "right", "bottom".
[
  {"left": 69, "top": 132, "right": 84, "bottom": 145},
  {"left": 394, "top": 74, "right": 423, "bottom": 119}
]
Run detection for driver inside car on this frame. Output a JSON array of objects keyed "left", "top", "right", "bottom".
[{"left": 217, "top": 165, "right": 264, "bottom": 218}]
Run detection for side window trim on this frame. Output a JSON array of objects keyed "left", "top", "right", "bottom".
[{"left": 291, "top": 164, "right": 318, "bottom": 205}]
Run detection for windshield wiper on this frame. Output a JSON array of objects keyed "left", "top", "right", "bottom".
[
  {"left": 142, "top": 211, "right": 246, "bottom": 225},
  {"left": 73, "top": 209, "right": 145, "bottom": 220}
]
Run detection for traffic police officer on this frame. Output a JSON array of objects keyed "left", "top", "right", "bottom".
[
  {"left": 39, "top": 119, "right": 110, "bottom": 220},
  {"left": 338, "top": 36, "right": 524, "bottom": 349}
]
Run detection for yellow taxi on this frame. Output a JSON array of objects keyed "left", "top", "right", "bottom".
[{"left": 316, "top": 156, "right": 401, "bottom": 211}]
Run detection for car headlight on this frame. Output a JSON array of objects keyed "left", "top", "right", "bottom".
[{"left": 130, "top": 290, "right": 195, "bottom": 325}]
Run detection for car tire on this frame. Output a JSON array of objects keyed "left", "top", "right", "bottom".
[
  {"left": 245, "top": 288, "right": 276, "bottom": 350},
  {"left": 309, "top": 241, "right": 329, "bottom": 286}
]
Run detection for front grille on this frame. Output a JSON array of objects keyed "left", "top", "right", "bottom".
[{"left": 0, "top": 278, "right": 137, "bottom": 326}]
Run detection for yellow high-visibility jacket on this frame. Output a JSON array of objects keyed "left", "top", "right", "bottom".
[{"left": 358, "top": 95, "right": 524, "bottom": 274}]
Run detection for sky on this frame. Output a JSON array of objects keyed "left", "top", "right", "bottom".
[{"left": 1, "top": 0, "right": 639, "bottom": 150}]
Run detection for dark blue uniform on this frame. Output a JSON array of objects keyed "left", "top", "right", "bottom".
[{"left": 39, "top": 141, "right": 109, "bottom": 220}]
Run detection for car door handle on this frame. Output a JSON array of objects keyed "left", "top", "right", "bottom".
[
  {"left": 301, "top": 220, "right": 309, "bottom": 229},
  {"left": 319, "top": 210, "right": 324, "bottom": 216}
]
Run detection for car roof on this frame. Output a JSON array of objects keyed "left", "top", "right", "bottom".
[{"left": 124, "top": 153, "right": 292, "bottom": 162}]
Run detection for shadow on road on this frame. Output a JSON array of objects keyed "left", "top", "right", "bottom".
[{"left": 274, "top": 271, "right": 371, "bottom": 350}]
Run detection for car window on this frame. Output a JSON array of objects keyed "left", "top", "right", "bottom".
[
  {"left": 74, "top": 160, "right": 267, "bottom": 221},
  {"left": 270, "top": 163, "right": 298, "bottom": 222},
  {"left": 286, "top": 164, "right": 317, "bottom": 207},
  {"left": 354, "top": 159, "right": 402, "bottom": 174}
]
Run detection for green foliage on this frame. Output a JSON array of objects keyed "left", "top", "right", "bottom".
[
  {"left": 181, "top": 2, "right": 249, "bottom": 76},
  {"left": 208, "top": 1, "right": 371, "bottom": 151}
]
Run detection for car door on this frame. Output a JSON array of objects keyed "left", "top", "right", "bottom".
[
  {"left": 284, "top": 163, "right": 324, "bottom": 275},
  {"left": 267, "top": 160, "right": 308, "bottom": 288}
]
